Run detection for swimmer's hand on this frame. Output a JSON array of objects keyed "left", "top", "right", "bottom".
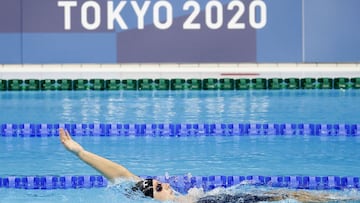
[{"left": 59, "top": 128, "right": 84, "bottom": 156}]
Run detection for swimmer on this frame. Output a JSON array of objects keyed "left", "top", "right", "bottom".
[
  {"left": 59, "top": 128, "right": 191, "bottom": 202},
  {"left": 59, "top": 128, "right": 353, "bottom": 203}
]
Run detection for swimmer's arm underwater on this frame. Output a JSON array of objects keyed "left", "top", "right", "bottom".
[{"left": 59, "top": 128, "right": 141, "bottom": 182}]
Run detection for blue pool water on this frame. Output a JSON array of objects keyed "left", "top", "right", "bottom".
[
  {"left": 1, "top": 136, "right": 360, "bottom": 177},
  {"left": 0, "top": 90, "right": 359, "bottom": 124},
  {"left": 1, "top": 90, "right": 360, "bottom": 202}
]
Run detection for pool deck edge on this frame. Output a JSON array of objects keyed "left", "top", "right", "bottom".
[{"left": 1, "top": 63, "right": 359, "bottom": 79}]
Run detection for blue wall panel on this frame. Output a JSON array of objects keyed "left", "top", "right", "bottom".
[
  {"left": 0, "top": 34, "right": 22, "bottom": 64},
  {"left": 304, "top": 0, "right": 360, "bottom": 62},
  {"left": 257, "top": 0, "right": 302, "bottom": 62},
  {"left": 0, "top": 0, "right": 22, "bottom": 63},
  {"left": 0, "top": 0, "right": 359, "bottom": 63},
  {"left": 0, "top": 0, "right": 21, "bottom": 32},
  {"left": 22, "top": 33, "right": 116, "bottom": 63}
]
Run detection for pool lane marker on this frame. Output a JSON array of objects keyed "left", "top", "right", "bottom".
[
  {"left": 1, "top": 123, "right": 359, "bottom": 137},
  {"left": 0, "top": 175, "right": 358, "bottom": 191}
]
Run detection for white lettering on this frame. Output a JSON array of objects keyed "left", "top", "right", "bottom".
[
  {"left": 205, "top": 1, "right": 223, "bottom": 30},
  {"left": 249, "top": 0, "right": 267, "bottom": 29},
  {"left": 81, "top": 1, "right": 101, "bottom": 30},
  {"left": 57, "top": 0, "right": 267, "bottom": 31},
  {"left": 153, "top": 1, "right": 173, "bottom": 30},
  {"left": 57, "top": 1, "right": 77, "bottom": 30},
  {"left": 227, "top": 1, "right": 245, "bottom": 29},
  {"left": 131, "top": 1, "right": 151, "bottom": 30},
  {"left": 183, "top": 1, "right": 201, "bottom": 30},
  {"left": 107, "top": 1, "right": 128, "bottom": 30}
]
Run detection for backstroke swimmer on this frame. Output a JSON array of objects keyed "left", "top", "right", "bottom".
[{"left": 59, "top": 128, "right": 354, "bottom": 203}]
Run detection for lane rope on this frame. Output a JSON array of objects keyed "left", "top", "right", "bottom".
[
  {"left": 0, "top": 175, "right": 358, "bottom": 191},
  {"left": 1, "top": 123, "right": 359, "bottom": 137}
]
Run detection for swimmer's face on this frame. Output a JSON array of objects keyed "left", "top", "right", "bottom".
[{"left": 152, "top": 180, "right": 176, "bottom": 201}]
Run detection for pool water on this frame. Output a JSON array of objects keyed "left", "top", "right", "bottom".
[
  {"left": 1, "top": 183, "right": 360, "bottom": 203},
  {"left": 0, "top": 90, "right": 360, "bottom": 202},
  {"left": 0, "top": 90, "right": 359, "bottom": 124},
  {"left": 1, "top": 136, "right": 360, "bottom": 177}
]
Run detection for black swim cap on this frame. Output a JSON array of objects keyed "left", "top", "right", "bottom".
[{"left": 134, "top": 179, "right": 154, "bottom": 198}]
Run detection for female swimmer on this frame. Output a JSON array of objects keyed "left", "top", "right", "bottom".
[{"left": 59, "top": 128, "right": 349, "bottom": 203}]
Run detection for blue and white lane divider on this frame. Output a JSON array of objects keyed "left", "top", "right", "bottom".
[
  {"left": 0, "top": 175, "right": 359, "bottom": 191},
  {"left": 1, "top": 123, "right": 360, "bottom": 137}
]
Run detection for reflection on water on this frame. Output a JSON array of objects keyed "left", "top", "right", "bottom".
[
  {"left": 0, "top": 90, "right": 360, "bottom": 202},
  {"left": 1, "top": 90, "right": 359, "bottom": 124}
]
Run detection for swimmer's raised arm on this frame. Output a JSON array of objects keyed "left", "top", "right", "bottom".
[{"left": 59, "top": 128, "right": 141, "bottom": 182}]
